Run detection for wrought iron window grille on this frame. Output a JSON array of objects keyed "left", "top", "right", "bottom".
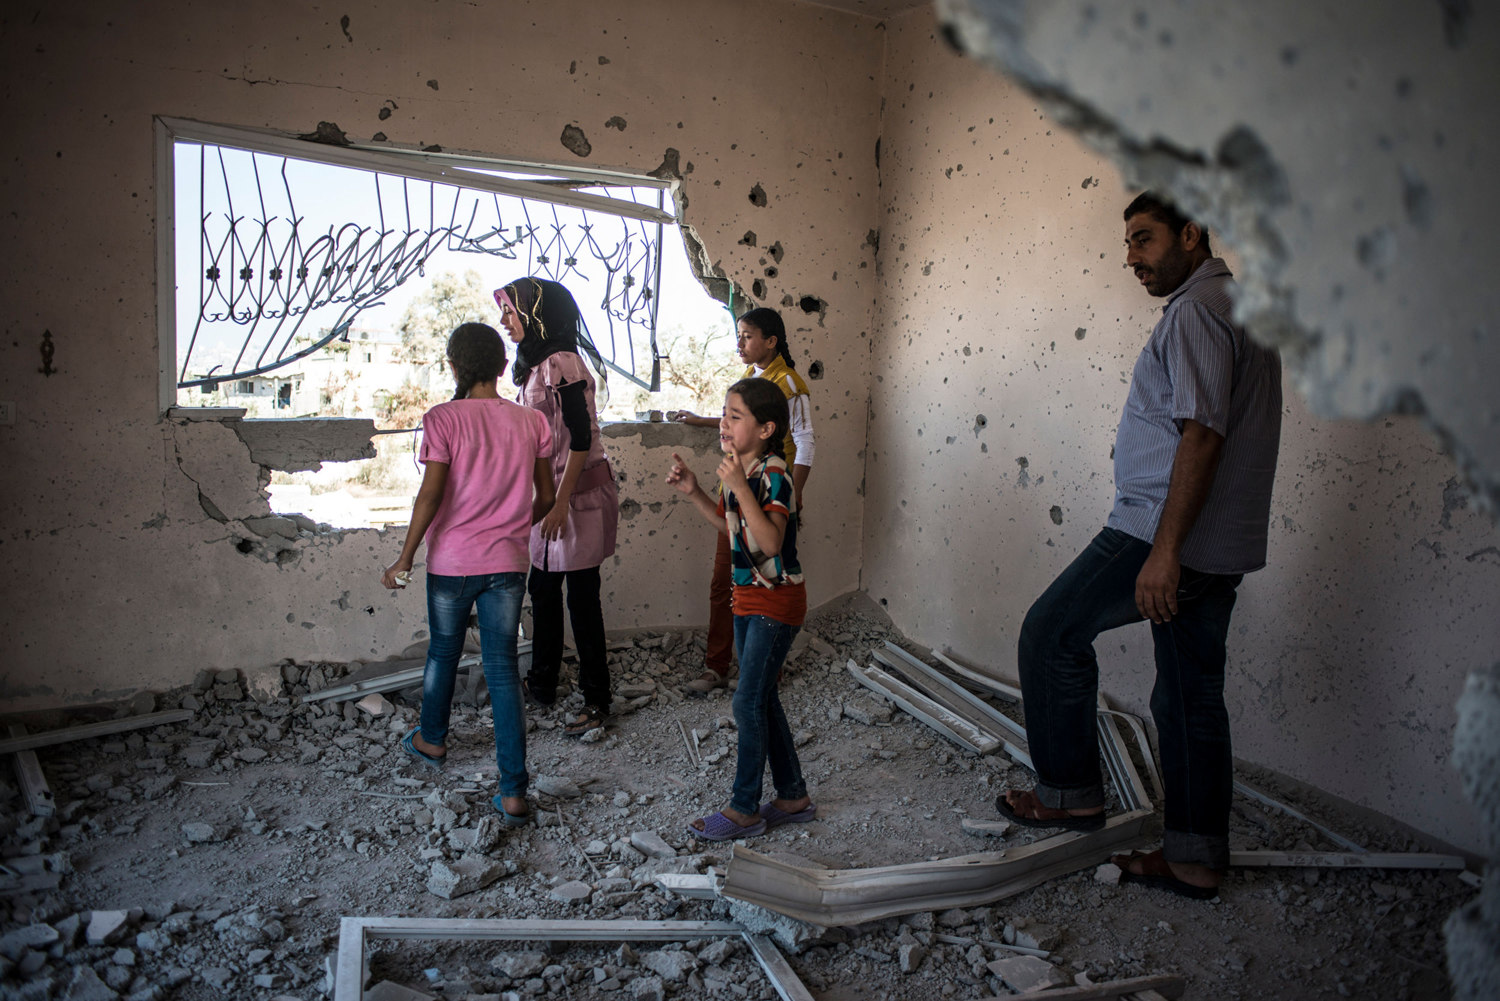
[{"left": 157, "top": 117, "right": 673, "bottom": 412}]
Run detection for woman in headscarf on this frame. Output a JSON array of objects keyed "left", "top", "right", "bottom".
[{"left": 494, "top": 276, "right": 618, "bottom": 737}]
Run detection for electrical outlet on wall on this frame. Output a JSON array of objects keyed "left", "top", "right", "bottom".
[{"left": 0, "top": 402, "right": 14, "bottom": 426}]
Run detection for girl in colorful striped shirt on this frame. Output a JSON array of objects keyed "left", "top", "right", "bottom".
[{"left": 665, "top": 377, "right": 816, "bottom": 841}]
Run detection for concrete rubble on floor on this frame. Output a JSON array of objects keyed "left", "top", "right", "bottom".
[{"left": 0, "top": 611, "right": 1482, "bottom": 999}]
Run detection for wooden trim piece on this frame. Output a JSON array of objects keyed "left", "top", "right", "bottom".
[
  {"left": 301, "top": 668, "right": 424, "bottom": 704},
  {"left": 721, "top": 810, "right": 1153, "bottom": 927},
  {"left": 846, "top": 660, "right": 997, "bottom": 755},
  {"left": 744, "top": 934, "right": 817, "bottom": 1001},
  {"left": 931, "top": 650, "right": 1023, "bottom": 702},
  {"left": 6, "top": 726, "right": 55, "bottom": 817},
  {"left": 0, "top": 711, "right": 193, "bottom": 756},
  {"left": 300, "top": 650, "right": 516, "bottom": 704},
  {"left": 1095, "top": 697, "right": 1150, "bottom": 813},
  {"left": 655, "top": 873, "right": 721, "bottom": 899},
  {"left": 1232, "top": 780, "right": 1366, "bottom": 853},
  {"left": 877, "top": 644, "right": 1029, "bottom": 744},
  {"left": 332, "top": 917, "right": 806, "bottom": 1001},
  {"left": 358, "top": 917, "right": 743, "bottom": 941},
  {"left": 1230, "top": 850, "right": 1465, "bottom": 871},
  {"left": 334, "top": 918, "right": 369, "bottom": 1001},
  {"left": 1100, "top": 708, "right": 1164, "bottom": 802}
]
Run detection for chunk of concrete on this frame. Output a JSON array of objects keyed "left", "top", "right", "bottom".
[
  {"left": 365, "top": 981, "right": 437, "bottom": 1001},
  {"left": 1095, "top": 862, "right": 1123, "bottom": 885},
  {"left": 988, "top": 955, "right": 1068, "bottom": 993},
  {"left": 427, "top": 855, "right": 508, "bottom": 900},
  {"left": 1013, "top": 921, "right": 1062, "bottom": 951},
  {"left": 842, "top": 694, "right": 894, "bottom": 725},
  {"left": 640, "top": 949, "right": 697, "bottom": 982},
  {"left": 551, "top": 880, "right": 593, "bottom": 904},
  {"left": 535, "top": 775, "right": 582, "bottom": 799},
  {"left": 490, "top": 951, "right": 548, "bottom": 979},
  {"left": 630, "top": 831, "right": 677, "bottom": 860},
  {"left": 86, "top": 911, "right": 130, "bottom": 946},
  {"left": 630, "top": 976, "right": 666, "bottom": 1001},
  {"left": 899, "top": 942, "right": 927, "bottom": 973},
  {"left": 62, "top": 964, "right": 118, "bottom": 1000},
  {"left": 181, "top": 823, "right": 219, "bottom": 843},
  {"left": 960, "top": 818, "right": 1011, "bottom": 838},
  {"left": 355, "top": 694, "right": 395, "bottom": 717},
  {"left": 230, "top": 417, "right": 377, "bottom": 472},
  {"left": 697, "top": 938, "right": 740, "bottom": 966},
  {"left": 0, "top": 924, "right": 59, "bottom": 961},
  {"left": 726, "top": 897, "right": 826, "bottom": 954}
]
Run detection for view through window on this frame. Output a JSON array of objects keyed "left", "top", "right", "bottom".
[{"left": 163, "top": 120, "right": 741, "bottom": 529}]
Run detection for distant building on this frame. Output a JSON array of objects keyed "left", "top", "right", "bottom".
[{"left": 213, "top": 325, "right": 438, "bottom": 418}]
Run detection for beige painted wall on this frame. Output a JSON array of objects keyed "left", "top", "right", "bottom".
[
  {"left": 3, "top": 0, "right": 1494, "bottom": 855},
  {"left": 863, "top": 14, "right": 1499, "bottom": 853},
  {"left": 0, "top": 0, "right": 879, "bottom": 707}
]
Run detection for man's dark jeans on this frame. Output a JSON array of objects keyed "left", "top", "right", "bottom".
[{"left": 1019, "top": 527, "right": 1242, "bottom": 869}]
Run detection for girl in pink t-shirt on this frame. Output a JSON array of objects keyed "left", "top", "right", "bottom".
[{"left": 381, "top": 322, "right": 555, "bottom": 826}]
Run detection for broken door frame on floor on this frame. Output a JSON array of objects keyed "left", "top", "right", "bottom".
[
  {"left": 333, "top": 917, "right": 815, "bottom": 1001},
  {"left": 720, "top": 810, "right": 1154, "bottom": 927}
]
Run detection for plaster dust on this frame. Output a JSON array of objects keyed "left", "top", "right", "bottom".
[{"left": 0, "top": 599, "right": 1473, "bottom": 1001}]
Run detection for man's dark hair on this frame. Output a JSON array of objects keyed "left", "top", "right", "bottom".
[{"left": 1123, "top": 191, "right": 1213, "bottom": 255}]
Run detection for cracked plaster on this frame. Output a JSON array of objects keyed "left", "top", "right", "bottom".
[{"left": 0, "top": 0, "right": 877, "bottom": 713}]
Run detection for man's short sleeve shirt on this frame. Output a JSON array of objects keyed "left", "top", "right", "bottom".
[{"left": 1108, "top": 258, "right": 1283, "bottom": 574}]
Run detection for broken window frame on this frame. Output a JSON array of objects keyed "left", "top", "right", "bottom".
[
  {"left": 154, "top": 116, "right": 675, "bottom": 415},
  {"left": 332, "top": 916, "right": 815, "bottom": 1001}
]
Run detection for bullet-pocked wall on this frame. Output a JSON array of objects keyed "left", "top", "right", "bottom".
[
  {"left": 0, "top": 0, "right": 880, "bottom": 709},
  {"left": 862, "top": 10, "right": 1500, "bottom": 852}
]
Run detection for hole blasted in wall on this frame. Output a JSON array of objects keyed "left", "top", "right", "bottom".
[{"left": 936, "top": 0, "right": 1499, "bottom": 515}]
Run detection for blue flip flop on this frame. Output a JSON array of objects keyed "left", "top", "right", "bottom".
[
  {"left": 759, "top": 801, "right": 817, "bottom": 829},
  {"left": 401, "top": 727, "right": 445, "bottom": 771},
  {"left": 688, "top": 810, "right": 767, "bottom": 842},
  {"left": 492, "top": 794, "right": 531, "bottom": 828}
]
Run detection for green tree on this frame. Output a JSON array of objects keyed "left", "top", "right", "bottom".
[
  {"left": 396, "top": 268, "right": 500, "bottom": 372},
  {"left": 657, "top": 320, "right": 739, "bottom": 412}
]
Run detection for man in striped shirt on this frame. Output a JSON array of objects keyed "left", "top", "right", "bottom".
[{"left": 998, "top": 193, "right": 1283, "bottom": 900}]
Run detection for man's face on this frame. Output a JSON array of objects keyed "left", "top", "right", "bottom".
[{"left": 1124, "top": 212, "right": 1196, "bottom": 298}]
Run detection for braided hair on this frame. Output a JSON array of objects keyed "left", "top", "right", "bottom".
[
  {"left": 726, "top": 377, "right": 789, "bottom": 461},
  {"left": 739, "top": 307, "right": 795, "bottom": 369},
  {"left": 446, "top": 322, "right": 507, "bottom": 400}
]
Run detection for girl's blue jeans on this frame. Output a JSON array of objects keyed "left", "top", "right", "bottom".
[
  {"left": 729, "top": 614, "right": 808, "bottom": 816},
  {"left": 1018, "top": 528, "right": 1242, "bottom": 869},
  {"left": 421, "top": 571, "right": 528, "bottom": 798}
]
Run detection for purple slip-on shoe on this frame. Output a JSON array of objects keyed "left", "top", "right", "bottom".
[
  {"left": 688, "top": 811, "right": 767, "bottom": 842},
  {"left": 759, "top": 801, "right": 817, "bottom": 829}
]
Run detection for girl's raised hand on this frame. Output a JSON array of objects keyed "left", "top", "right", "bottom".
[
  {"left": 665, "top": 452, "right": 698, "bottom": 494},
  {"left": 717, "top": 446, "right": 749, "bottom": 493}
]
